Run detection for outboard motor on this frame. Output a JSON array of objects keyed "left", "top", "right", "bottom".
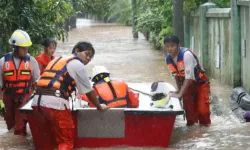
[{"left": 150, "top": 81, "right": 171, "bottom": 108}]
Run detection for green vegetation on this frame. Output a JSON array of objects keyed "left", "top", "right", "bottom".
[
  {"left": 135, "top": 0, "right": 173, "bottom": 49},
  {"left": 109, "top": 0, "right": 230, "bottom": 49},
  {"left": 0, "top": 0, "right": 74, "bottom": 56}
]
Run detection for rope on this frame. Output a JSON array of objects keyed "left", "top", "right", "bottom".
[{"left": 128, "top": 87, "right": 153, "bottom": 97}]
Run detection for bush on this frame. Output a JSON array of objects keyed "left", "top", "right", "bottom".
[{"left": 0, "top": 0, "right": 74, "bottom": 55}]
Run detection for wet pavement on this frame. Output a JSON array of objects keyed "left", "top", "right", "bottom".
[{"left": 0, "top": 19, "right": 247, "bottom": 150}]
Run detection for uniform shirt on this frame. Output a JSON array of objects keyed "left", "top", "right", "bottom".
[
  {"left": 32, "top": 58, "right": 93, "bottom": 110},
  {"left": 36, "top": 52, "right": 55, "bottom": 75},
  {"left": 0, "top": 53, "right": 40, "bottom": 87},
  {"left": 80, "top": 79, "right": 139, "bottom": 108},
  {"left": 172, "top": 51, "right": 197, "bottom": 80}
]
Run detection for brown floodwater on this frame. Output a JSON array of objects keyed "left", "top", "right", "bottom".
[{"left": 0, "top": 19, "right": 248, "bottom": 150}]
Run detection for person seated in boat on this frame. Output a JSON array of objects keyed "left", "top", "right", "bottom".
[{"left": 79, "top": 65, "right": 139, "bottom": 108}]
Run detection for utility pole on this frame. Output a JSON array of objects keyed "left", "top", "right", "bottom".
[
  {"left": 132, "top": 0, "right": 138, "bottom": 38},
  {"left": 173, "top": 0, "right": 184, "bottom": 46}
]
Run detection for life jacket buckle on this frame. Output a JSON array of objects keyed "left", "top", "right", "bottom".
[{"left": 55, "top": 90, "right": 61, "bottom": 97}]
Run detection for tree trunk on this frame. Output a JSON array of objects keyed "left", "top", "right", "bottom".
[
  {"left": 173, "top": 0, "right": 184, "bottom": 46},
  {"left": 132, "top": 0, "right": 138, "bottom": 38}
]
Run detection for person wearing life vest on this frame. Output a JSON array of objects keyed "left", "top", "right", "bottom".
[
  {"left": 0, "top": 29, "right": 40, "bottom": 135},
  {"left": 36, "top": 38, "right": 57, "bottom": 74},
  {"left": 80, "top": 65, "right": 139, "bottom": 108},
  {"left": 164, "top": 35, "right": 211, "bottom": 127},
  {"left": 31, "top": 41, "right": 109, "bottom": 150}
]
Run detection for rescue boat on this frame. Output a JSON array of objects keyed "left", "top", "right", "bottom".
[{"left": 20, "top": 82, "right": 184, "bottom": 148}]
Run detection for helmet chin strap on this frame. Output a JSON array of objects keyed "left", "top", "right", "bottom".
[{"left": 12, "top": 46, "right": 24, "bottom": 59}]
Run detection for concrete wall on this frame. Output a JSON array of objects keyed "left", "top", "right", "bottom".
[
  {"left": 187, "top": 4, "right": 233, "bottom": 85},
  {"left": 185, "top": 1, "right": 250, "bottom": 90},
  {"left": 190, "top": 10, "right": 200, "bottom": 57},
  {"left": 239, "top": 3, "right": 250, "bottom": 92},
  {"left": 206, "top": 8, "right": 232, "bottom": 85}
]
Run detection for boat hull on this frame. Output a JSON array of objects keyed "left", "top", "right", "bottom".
[{"left": 20, "top": 82, "right": 184, "bottom": 149}]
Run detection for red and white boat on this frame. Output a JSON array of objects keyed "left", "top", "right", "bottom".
[{"left": 20, "top": 82, "right": 184, "bottom": 149}]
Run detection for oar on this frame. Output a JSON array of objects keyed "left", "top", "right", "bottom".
[{"left": 129, "top": 87, "right": 153, "bottom": 97}]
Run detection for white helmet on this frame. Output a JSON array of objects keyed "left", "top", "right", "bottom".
[
  {"left": 150, "top": 81, "right": 170, "bottom": 108},
  {"left": 91, "top": 65, "right": 110, "bottom": 82},
  {"left": 9, "top": 29, "right": 32, "bottom": 47}
]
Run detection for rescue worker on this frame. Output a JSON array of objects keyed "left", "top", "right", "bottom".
[
  {"left": 0, "top": 29, "right": 40, "bottom": 135},
  {"left": 36, "top": 38, "right": 57, "bottom": 74},
  {"left": 80, "top": 65, "right": 139, "bottom": 108},
  {"left": 164, "top": 35, "right": 211, "bottom": 127},
  {"left": 31, "top": 41, "right": 109, "bottom": 150}
]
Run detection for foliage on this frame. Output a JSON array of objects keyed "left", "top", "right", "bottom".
[
  {"left": 109, "top": 0, "right": 132, "bottom": 25},
  {"left": 0, "top": 0, "right": 74, "bottom": 56},
  {"left": 134, "top": 0, "right": 172, "bottom": 49},
  {"left": 73, "top": 0, "right": 116, "bottom": 22},
  {"left": 211, "top": 0, "right": 230, "bottom": 8},
  {"left": 158, "top": 26, "right": 173, "bottom": 45},
  {"left": 184, "top": 0, "right": 207, "bottom": 14},
  {"left": 184, "top": 0, "right": 230, "bottom": 14},
  {"left": 136, "top": 8, "right": 164, "bottom": 34},
  {"left": 134, "top": 0, "right": 230, "bottom": 49}
]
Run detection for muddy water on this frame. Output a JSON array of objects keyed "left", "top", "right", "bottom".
[{"left": 0, "top": 19, "right": 249, "bottom": 150}]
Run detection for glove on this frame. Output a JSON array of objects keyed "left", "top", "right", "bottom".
[{"left": 0, "top": 99, "right": 5, "bottom": 117}]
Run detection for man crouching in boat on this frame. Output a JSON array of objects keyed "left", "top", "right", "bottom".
[
  {"left": 80, "top": 65, "right": 139, "bottom": 108},
  {"left": 164, "top": 35, "right": 211, "bottom": 127},
  {"left": 31, "top": 42, "right": 109, "bottom": 150}
]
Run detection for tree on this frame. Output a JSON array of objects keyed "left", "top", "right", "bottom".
[
  {"left": 109, "top": 0, "right": 132, "bottom": 25},
  {"left": 74, "top": 0, "right": 116, "bottom": 22},
  {"left": 132, "top": 0, "right": 138, "bottom": 38},
  {"left": 0, "top": 0, "right": 74, "bottom": 56},
  {"left": 173, "top": 0, "right": 184, "bottom": 46}
]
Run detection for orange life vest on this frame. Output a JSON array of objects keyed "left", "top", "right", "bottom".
[
  {"left": 3, "top": 53, "right": 32, "bottom": 94},
  {"left": 94, "top": 80, "right": 129, "bottom": 108},
  {"left": 166, "top": 47, "right": 208, "bottom": 85},
  {"left": 36, "top": 52, "right": 55, "bottom": 75},
  {"left": 37, "top": 56, "right": 80, "bottom": 99}
]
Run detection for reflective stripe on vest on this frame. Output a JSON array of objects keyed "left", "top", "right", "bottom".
[
  {"left": 95, "top": 80, "right": 129, "bottom": 108},
  {"left": 166, "top": 47, "right": 206, "bottom": 82},
  {"left": 37, "top": 56, "right": 79, "bottom": 99},
  {"left": 3, "top": 53, "right": 32, "bottom": 94}
]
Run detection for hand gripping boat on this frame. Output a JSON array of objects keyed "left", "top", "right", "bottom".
[{"left": 20, "top": 82, "right": 184, "bottom": 148}]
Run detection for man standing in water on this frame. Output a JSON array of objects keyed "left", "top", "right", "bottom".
[
  {"left": 0, "top": 29, "right": 40, "bottom": 135},
  {"left": 32, "top": 41, "right": 109, "bottom": 150},
  {"left": 164, "top": 35, "right": 211, "bottom": 127}
]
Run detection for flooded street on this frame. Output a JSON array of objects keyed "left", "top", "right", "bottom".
[{"left": 0, "top": 19, "right": 249, "bottom": 150}]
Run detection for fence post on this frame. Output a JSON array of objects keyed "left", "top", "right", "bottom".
[
  {"left": 231, "top": 0, "right": 241, "bottom": 87},
  {"left": 199, "top": 3, "right": 218, "bottom": 72}
]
